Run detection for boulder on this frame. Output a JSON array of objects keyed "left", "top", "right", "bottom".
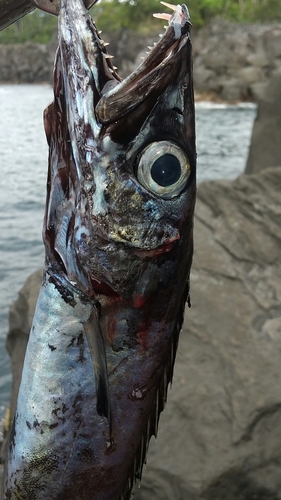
[
  {"left": 1, "top": 167, "right": 281, "bottom": 498},
  {"left": 0, "top": 43, "right": 54, "bottom": 83},
  {"left": 134, "top": 467, "right": 197, "bottom": 500},
  {"left": 245, "top": 72, "right": 281, "bottom": 174},
  {"left": 193, "top": 21, "right": 281, "bottom": 101}
]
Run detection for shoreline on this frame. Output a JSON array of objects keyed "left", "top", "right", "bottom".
[
  {"left": 1, "top": 20, "right": 281, "bottom": 101},
  {"left": 0, "top": 82, "right": 257, "bottom": 107}
]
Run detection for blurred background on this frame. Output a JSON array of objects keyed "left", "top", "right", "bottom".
[{"left": 0, "top": 1, "right": 281, "bottom": 498}]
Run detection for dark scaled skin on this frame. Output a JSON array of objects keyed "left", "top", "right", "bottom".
[{"left": 2, "top": 1, "right": 196, "bottom": 499}]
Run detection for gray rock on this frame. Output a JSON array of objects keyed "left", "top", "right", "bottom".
[
  {"left": 246, "top": 51, "right": 270, "bottom": 69},
  {"left": 219, "top": 77, "right": 244, "bottom": 101},
  {"left": 193, "top": 20, "right": 281, "bottom": 101},
  {"left": 0, "top": 43, "right": 55, "bottom": 83},
  {"left": 239, "top": 66, "right": 264, "bottom": 85},
  {"left": 245, "top": 72, "right": 281, "bottom": 173},
  {"left": 133, "top": 467, "right": 197, "bottom": 500},
  {"left": 263, "top": 26, "right": 281, "bottom": 60},
  {"left": 2, "top": 168, "right": 281, "bottom": 498},
  {"left": 200, "top": 469, "right": 280, "bottom": 500},
  {"left": 193, "top": 67, "right": 219, "bottom": 94}
]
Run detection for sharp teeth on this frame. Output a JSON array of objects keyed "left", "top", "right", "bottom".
[
  {"left": 160, "top": 1, "right": 177, "bottom": 11},
  {"left": 153, "top": 13, "right": 172, "bottom": 21},
  {"left": 104, "top": 54, "right": 114, "bottom": 59},
  {"left": 113, "top": 66, "right": 118, "bottom": 70},
  {"left": 103, "top": 42, "right": 110, "bottom": 47},
  {"left": 147, "top": 46, "right": 153, "bottom": 50}
]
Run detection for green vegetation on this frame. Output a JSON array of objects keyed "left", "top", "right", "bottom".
[
  {"left": 94, "top": 0, "right": 281, "bottom": 31},
  {"left": 0, "top": 10, "right": 57, "bottom": 44},
  {"left": 0, "top": 0, "right": 280, "bottom": 44}
]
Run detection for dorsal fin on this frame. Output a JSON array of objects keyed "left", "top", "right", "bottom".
[{"left": 120, "top": 290, "right": 188, "bottom": 499}]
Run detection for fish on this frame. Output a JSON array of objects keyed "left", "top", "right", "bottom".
[{"left": 2, "top": 0, "right": 196, "bottom": 499}]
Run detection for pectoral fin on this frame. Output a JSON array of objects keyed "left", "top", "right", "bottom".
[{"left": 83, "top": 306, "right": 111, "bottom": 426}]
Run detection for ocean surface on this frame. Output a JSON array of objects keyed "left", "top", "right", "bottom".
[{"left": 0, "top": 84, "right": 257, "bottom": 420}]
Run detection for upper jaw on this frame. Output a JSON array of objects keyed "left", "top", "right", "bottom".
[{"left": 95, "top": 3, "right": 192, "bottom": 124}]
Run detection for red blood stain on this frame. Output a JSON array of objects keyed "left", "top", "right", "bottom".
[
  {"left": 133, "top": 235, "right": 179, "bottom": 259},
  {"left": 137, "top": 317, "right": 151, "bottom": 350},
  {"left": 132, "top": 294, "right": 147, "bottom": 309},
  {"left": 108, "top": 316, "right": 116, "bottom": 341}
]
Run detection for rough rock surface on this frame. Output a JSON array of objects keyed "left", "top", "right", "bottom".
[
  {"left": 1, "top": 21, "right": 281, "bottom": 102},
  {"left": 1, "top": 167, "right": 281, "bottom": 498},
  {"left": 0, "top": 43, "right": 54, "bottom": 83},
  {"left": 144, "top": 166, "right": 281, "bottom": 499},
  {"left": 192, "top": 21, "right": 281, "bottom": 101},
  {"left": 245, "top": 72, "right": 281, "bottom": 174}
]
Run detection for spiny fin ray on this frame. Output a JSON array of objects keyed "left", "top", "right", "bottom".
[{"left": 119, "top": 287, "right": 188, "bottom": 499}]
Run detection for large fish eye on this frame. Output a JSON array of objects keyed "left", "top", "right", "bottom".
[{"left": 137, "top": 141, "right": 191, "bottom": 199}]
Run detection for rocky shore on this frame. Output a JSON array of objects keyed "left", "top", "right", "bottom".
[
  {"left": 1, "top": 20, "right": 281, "bottom": 101},
  {"left": 192, "top": 20, "right": 281, "bottom": 101}
]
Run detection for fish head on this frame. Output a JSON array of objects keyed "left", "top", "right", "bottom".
[{"left": 43, "top": 0, "right": 196, "bottom": 306}]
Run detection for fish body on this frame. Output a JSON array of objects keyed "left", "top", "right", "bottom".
[{"left": 2, "top": 1, "right": 196, "bottom": 499}]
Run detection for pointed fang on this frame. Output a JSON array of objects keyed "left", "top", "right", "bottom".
[
  {"left": 160, "top": 1, "right": 178, "bottom": 11},
  {"left": 153, "top": 13, "right": 172, "bottom": 21}
]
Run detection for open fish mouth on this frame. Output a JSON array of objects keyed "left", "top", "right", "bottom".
[
  {"left": 93, "top": 1, "right": 192, "bottom": 124},
  {"left": 38, "top": 0, "right": 192, "bottom": 123}
]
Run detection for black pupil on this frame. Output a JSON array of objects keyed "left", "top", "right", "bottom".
[{"left": 151, "top": 154, "right": 181, "bottom": 187}]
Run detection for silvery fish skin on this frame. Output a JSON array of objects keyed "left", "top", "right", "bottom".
[{"left": 2, "top": 0, "right": 196, "bottom": 499}]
